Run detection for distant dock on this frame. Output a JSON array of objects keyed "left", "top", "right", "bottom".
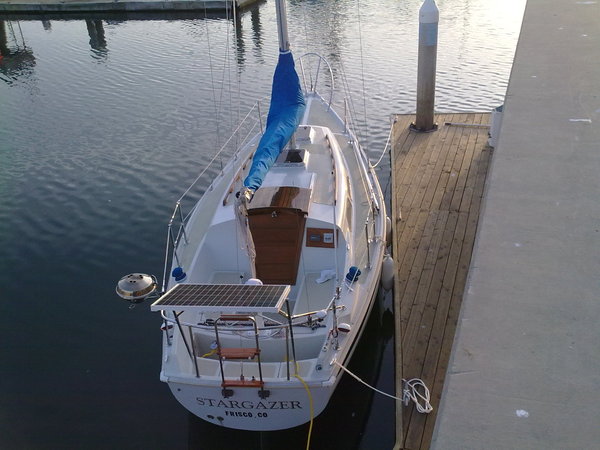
[
  {"left": 391, "top": 113, "right": 492, "bottom": 449},
  {"left": 0, "top": 0, "right": 256, "bottom": 14}
]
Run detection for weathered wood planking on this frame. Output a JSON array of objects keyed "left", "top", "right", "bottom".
[{"left": 391, "top": 114, "right": 492, "bottom": 449}]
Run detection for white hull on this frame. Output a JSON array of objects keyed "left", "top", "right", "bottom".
[{"left": 167, "top": 379, "right": 334, "bottom": 431}]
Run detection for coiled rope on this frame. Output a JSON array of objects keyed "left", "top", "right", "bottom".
[
  {"left": 333, "top": 361, "right": 432, "bottom": 414},
  {"left": 402, "top": 378, "right": 433, "bottom": 414}
]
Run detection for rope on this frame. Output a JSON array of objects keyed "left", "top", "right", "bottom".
[
  {"left": 372, "top": 118, "right": 394, "bottom": 168},
  {"left": 333, "top": 361, "right": 433, "bottom": 414},
  {"left": 334, "top": 360, "right": 400, "bottom": 401},
  {"left": 293, "top": 363, "right": 314, "bottom": 450},
  {"left": 402, "top": 378, "right": 433, "bottom": 414}
]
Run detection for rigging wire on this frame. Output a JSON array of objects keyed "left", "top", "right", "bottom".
[
  {"left": 231, "top": 0, "right": 243, "bottom": 148},
  {"left": 204, "top": 5, "right": 222, "bottom": 148},
  {"left": 355, "top": 0, "right": 370, "bottom": 152},
  {"left": 298, "top": 0, "right": 316, "bottom": 92},
  {"left": 207, "top": 2, "right": 234, "bottom": 150},
  {"left": 202, "top": 0, "right": 246, "bottom": 179},
  {"left": 177, "top": 105, "right": 260, "bottom": 201},
  {"left": 299, "top": 0, "right": 310, "bottom": 52},
  {"left": 225, "top": 1, "right": 234, "bottom": 135}
]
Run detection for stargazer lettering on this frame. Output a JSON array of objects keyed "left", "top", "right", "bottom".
[{"left": 196, "top": 398, "right": 302, "bottom": 410}]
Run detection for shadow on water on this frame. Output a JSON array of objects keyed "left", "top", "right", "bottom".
[{"left": 188, "top": 288, "right": 395, "bottom": 450}]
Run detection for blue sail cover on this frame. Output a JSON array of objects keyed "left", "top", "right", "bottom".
[{"left": 243, "top": 51, "right": 306, "bottom": 192}]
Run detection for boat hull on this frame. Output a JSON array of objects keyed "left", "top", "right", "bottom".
[
  {"left": 151, "top": 68, "right": 389, "bottom": 432},
  {"left": 167, "top": 379, "right": 335, "bottom": 431}
]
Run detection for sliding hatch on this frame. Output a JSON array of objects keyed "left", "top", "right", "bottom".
[{"left": 248, "top": 186, "right": 311, "bottom": 285}]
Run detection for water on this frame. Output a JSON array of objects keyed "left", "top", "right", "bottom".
[{"left": 0, "top": 1, "right": 524, "bottom": 448}]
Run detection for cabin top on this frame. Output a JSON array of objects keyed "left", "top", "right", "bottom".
[{"left": 249, "top": 186, "right": 312, "bottom": 214}]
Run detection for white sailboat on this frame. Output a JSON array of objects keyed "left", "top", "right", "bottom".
[{"left": 116, "top": 0, "right": 389, "bottom": 431}]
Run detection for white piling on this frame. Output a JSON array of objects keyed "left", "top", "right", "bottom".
[{"left": 412, "top": 0, "right": 439, "bottom": 132}]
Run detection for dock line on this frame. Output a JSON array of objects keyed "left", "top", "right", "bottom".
[
  {"left": 333, "top": 361, "right": 432, "bottom": 413},
  {"left": 402, "top": 378, "right": 433, "bottom": 414}
]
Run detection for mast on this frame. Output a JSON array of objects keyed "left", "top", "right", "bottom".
[
  {"left": 274, "top": 0, "right": 297, "bottom": 150},
  {"left": 275, "top": 0, "right": 290, "bottom": 53}
]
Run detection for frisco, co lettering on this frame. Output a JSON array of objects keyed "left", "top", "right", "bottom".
[{"left": 196, "top": 398, "right": 302, "bottom": 410}]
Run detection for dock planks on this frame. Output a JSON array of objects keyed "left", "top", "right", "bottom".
[{"left": 391, "top": 114, "right": 492, "bottom": 449}]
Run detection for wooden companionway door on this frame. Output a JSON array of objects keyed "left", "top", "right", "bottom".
[{"left": 248, "top": 187, "right": 311, "bottom": 285}]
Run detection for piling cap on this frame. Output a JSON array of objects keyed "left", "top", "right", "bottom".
[{"left": 419, "top": 0, "right": 439, "bottom": 24}]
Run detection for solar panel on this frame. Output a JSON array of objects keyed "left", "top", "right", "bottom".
[{"left": 150, "top": 284, "right": 291, "bottom": 313}]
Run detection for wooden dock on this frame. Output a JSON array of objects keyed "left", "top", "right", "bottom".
[{"left": 391, "top": 113, "right": 492, "bottom": 449}]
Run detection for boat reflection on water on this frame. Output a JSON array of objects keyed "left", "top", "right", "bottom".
[
  {"left": 0, "top": 20, "right": 36, "bottom": 83},
  {"left": 188, "top": 287, "right": 395, "bottom": 450}
]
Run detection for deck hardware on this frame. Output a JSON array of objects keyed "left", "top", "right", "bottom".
[
  {"left": 188, "top": 327, "right": 200, "bottom": 378},
  {"left": 221, "top": 388, "right": 234, "bottom": 398},
  {"left": 365, "top": 219, "right": 371, "bottom": 269},
  {"left": 214, "top": 315, "right": 269, "bottom": 400}
]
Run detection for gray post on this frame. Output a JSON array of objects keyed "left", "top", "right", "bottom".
[
  {"left": 274, "top": 0, "right": 290, "bottom": 53},
  {"left": 411, "top": 0, "right": 439, "bottom": 132}
]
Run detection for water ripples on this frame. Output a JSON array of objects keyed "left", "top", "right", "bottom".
[{"left": 1, "top": 0, "right": 526, "bottom": 290}]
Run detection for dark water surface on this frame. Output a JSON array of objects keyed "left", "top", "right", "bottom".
[{"left": 0, "top": 1, "right": 524, "bottom": 448}]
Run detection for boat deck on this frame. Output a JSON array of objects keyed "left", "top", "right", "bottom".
[{"left": 390, "top": 113, "right": 491, "bottom": 449}]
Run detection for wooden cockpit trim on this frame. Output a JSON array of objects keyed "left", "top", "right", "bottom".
[{"left": 248, "top": 186, "right": 311, "bottom": 214}]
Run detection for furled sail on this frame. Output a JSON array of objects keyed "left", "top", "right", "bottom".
[{"left": 243, "top": 51, "right": 306, "bottom": 192}]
